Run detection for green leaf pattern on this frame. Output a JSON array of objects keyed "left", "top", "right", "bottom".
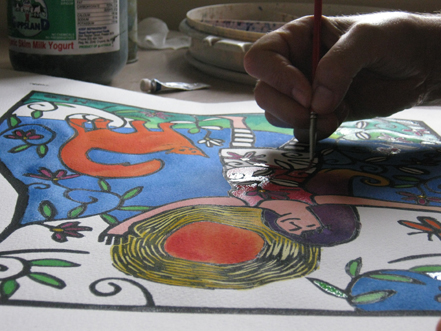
[
  {"left": 98, "top": 179, "right": 111, "bottom": 192},
  {"left": 29, "top": 259, "right": 80, "bottom": 268},
  {"left": 122, "top": 186, "right": 143, "bottom": 200},
  {"left": 8, "top": 114, "right": 21, "bottom": 127},
  {"left": 37, "top": 144, "right": 48, "bottom": 158},
  {"left": 0, "top": 279, "right": 19, "bottom": 299},
  {"left": 0, "top": 255, "right": 79, "bottom": 301},
  {"left": 31, "top": 110, "right": 43, "bottom": 119},
  {"left": 346, "top": 258, "right": 362, "bottom": 278},
  {"left": 351, "top": 290, "right": 396, "bottom": 305},
  {"left": 9, "top": 144, "right": 30, "bottom": 153},
  {"left": 308, "top": 278, "right": 348, "bottom": 299},
  {"left": 39, "top": 200, "right": 57, "bottom": 220},
  {"left": 28, "top": 272, "right": 66, "bottom": 289},
  {"left": 68, "top": 205, "right": 86, "bottom": 219}
]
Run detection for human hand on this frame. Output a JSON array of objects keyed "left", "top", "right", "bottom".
[{"left": 244, "top": 12, "right": 441, "bottom": 141}]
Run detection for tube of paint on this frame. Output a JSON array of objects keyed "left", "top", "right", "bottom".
[{"left": 140, "top": 78, "right": 210, "bottom": 93}]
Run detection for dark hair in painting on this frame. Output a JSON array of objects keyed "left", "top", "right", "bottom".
[{"left": 263, "top": 204, "right": 360, "bottom": 247}]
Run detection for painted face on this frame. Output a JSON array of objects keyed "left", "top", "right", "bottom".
[
  {"left": 259, "top": 200, "right": 322, "bottom": 236},
  {"left": 275, "top": 210, "right": 322, "bottom": 236}
]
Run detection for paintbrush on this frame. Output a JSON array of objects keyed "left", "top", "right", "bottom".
[{"left": 309, "top": 0, "right": 322, "bottom": 162}]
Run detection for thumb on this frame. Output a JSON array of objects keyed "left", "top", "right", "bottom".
[{"left": 311, "top": 24, "right": 373, "bottom": 115}]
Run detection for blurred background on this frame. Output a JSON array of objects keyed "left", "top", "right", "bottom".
[{"left": 1, "top": 0, "right": 440, "bottom": 34}]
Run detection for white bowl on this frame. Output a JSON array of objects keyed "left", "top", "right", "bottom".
[{"left": 181, "top": 3, "right": 387, "bottom": 84}]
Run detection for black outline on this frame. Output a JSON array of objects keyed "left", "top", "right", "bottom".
[
  {"left": 1, "top": 92, "right": 441, "bottom": 316},
  {"left": 1, "top": 299, "right": 441, "bottom": 316}
]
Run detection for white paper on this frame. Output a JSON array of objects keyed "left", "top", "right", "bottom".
[{"left": 0, "top": 68, "right": 440, "bottom": 331}]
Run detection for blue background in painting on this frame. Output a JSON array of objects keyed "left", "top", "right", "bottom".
[
  {"left": 2, "top": 110, "right": 441, "bottom": 227},
  {"left": 0, "top": 116, "right": 292, "bottom": 225}
]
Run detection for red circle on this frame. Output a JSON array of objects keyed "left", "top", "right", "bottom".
[{"left": 164, "top": 221, "right": 265, "bottom": 264}]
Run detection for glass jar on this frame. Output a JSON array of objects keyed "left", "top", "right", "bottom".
[
  {"left": 7, "top": 0, "right": 128, "bottom": 85},
  {"left": 127, "top": 0, "right": 138, "bottom": 63}
]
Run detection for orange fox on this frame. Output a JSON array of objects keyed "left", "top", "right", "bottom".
[{"left": 60, "top": 118, "right": 206, "bottom": 178}]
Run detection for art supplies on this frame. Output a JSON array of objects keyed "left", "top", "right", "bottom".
[{"left": 140, "top": 78, "right": 210, "bottom": 93}]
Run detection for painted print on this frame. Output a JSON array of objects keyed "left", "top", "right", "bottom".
[{"left": 0, "top": 91, "right": 440, "bottom": 314}]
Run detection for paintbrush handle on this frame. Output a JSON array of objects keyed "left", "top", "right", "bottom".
[
  {"left": 309, "top": 0, "right": 322, "bottom": 162},
  {"left": 312, "top": 0, "right": 322, "bottom": 79}
]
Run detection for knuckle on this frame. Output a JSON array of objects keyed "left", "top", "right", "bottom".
[{"left": 349, "top": 21, "right": 382, "bottom": 40}]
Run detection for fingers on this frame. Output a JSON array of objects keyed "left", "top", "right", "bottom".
[
  {"left": 254, "top": 80, "right": 310, "bottom": 129},
  {"left": 312, "top": 12, "right": 427, "bottom": 117},
  {"left": 244, "top": 17, "right": 314, "bottom": 107},
  {"left": 311, "top": 19, "right": 375, "bottom": 116},
  {"left": 254, "top": 80, "right": 343, "bottom": 142},
  {"left": 245, "top": 16, "right": 352, "bottom": 140},
  {"left": 246, "top": 12, "right": 439, "bottom": 141}
]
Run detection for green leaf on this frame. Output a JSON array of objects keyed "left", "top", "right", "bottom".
[
  {"left": 68, "top": 205, "right": 86, "bottom": 218},
  {"left": 8, "top": 115, "right": 21, "bottom": 128},
  {"left": 410, "top": 265, "right": 441, "bottom": 273},
  {"left": 9, "top": 144, "right": 30, "bottom": 153},
  {"left": 39, "top": 200, "right": 57, "bottom": 220},
  {"left": 101, "top": 213, "right": 119, "bottom": 225},
  {"left": 393, "top": 176, "right": 420, "bottom": 182},
  {"left": 122, "top": 186, "right": 143, "bottom": 200},
  {"left": 37, "top": 144, "right": 48, "bottom": 158},
  {"left": 345, "top": 258, "right": 362, "bottom": 278},
  {"left": 29, "top": 259, "right": 80, "bottom": 268},
  {"left": 31, "top": 110, "right": 43, "bottom": 119},
  {"left": 118, "top": 206, "right": 151, "bottom": 212},
  {"left": 351, "top": 290, "right": 395, "bottom": 305},
  {"left": 27, "top": 272, "right": 66, "bottom": 289},
  {"left": 308, "top": 278, "right": 348, "bottom": 299},
  {"left": 0, "top": 279, "right": 20, "bottom": 299},
  {"left": 189, "top": 128, "right": 200, "bottom": 134},
  {"left": 368, "top": 273, "right": 422, "bottom": 284},
  {"left": 98, "top": 179, "right": 111, "bottom": 192},
  {"left": 393, "top": 184, "right": 417, "bottom": 188}
]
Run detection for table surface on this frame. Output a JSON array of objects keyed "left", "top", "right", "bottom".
[{"left": 0, "top": 36, "right": 256, "bottom": 104}]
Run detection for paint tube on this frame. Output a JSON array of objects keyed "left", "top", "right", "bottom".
[{"left": 140, "top": 78, "right": 210, "bottom": 93}]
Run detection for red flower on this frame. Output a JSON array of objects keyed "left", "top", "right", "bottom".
[
  {"left": 398, "top": 191, "right": 441, "bottom": 205},
  {"left": 26, "top": 168, "right": 80, "bottom": 182},
  {"left": 46, "top": 221, "right": 92, "bottom": 243},
  {"left": 5, "top": 129, "right": 43, "bottom": 141},
  {"left": 398, "top": 216, "right": 441, "bottom": 241}
]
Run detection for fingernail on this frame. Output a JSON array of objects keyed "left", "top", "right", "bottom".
[
  {"left": 311, "top": 85, "right": 336, "bottom": 113},
  {"left": 292, "top": 87, "right": 310, "bottom": 109}
]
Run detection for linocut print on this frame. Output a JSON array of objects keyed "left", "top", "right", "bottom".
[{"left": 0, "top": 91, "right": 440, "bottom": 313}]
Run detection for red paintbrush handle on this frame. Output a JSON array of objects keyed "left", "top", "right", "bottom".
[{"left": 312, "top": 0, "right": 323, "bottom": 79}]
